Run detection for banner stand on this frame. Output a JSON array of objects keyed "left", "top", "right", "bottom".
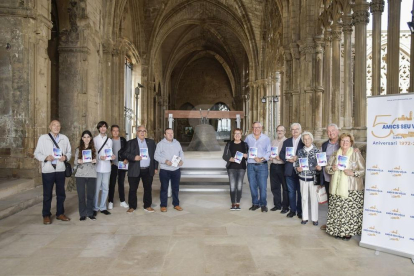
[
  {"left": 359, "top": 242, "right": 414, "bottom": 263},
  {"left": 361, "top": 93, "right": 414, "bottom": 264}
]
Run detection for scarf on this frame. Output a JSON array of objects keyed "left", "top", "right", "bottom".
[{"left": 330, "top": 147, "right": 354, "bottom": 198}]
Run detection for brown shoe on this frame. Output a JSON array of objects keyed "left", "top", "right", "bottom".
[
  {"left": 56, "top": 214, "right": 71, "bottom": 221},
  {"left": 320, "top": 224, "right": 327, "bottom": 230},
  {"left": 145, "top": 207, "right": 155, "bottom": 213},
  {"left": 43, "top": 216, "right": 51, "bottom": 225},
  {"left": 160, "top": 207, "right": 167, "bottom": 212},
  {"left": 174, "top": 206, "right": 183, "bottom": 211},
  {"left": 127, "top": 208, "right": 135, "bottom": 214}
]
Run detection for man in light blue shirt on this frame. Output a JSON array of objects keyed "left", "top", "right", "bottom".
[{"left": 244, "top": 122, "right": 271, "bottom": 212}]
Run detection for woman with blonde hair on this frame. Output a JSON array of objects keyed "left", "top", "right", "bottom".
[{"left": 325, "top": 133, "right": 365, "bottom": 240}]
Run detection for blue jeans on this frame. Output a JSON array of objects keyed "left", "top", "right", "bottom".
[
  {"left": 159, "top": 169, "right": 181, "bottom": 207},
  {"left": 286, "top": 174, "right": 302, "bottom": 215},
  {"left": 95, "top": 172, "right": 110, "bottom": 211},
  {"left": 247, "top": 163, "right": 268, "bottom": 206}
]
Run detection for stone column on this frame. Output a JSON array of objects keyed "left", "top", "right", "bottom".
[
  {"left": 353, "top": 1, "right": 370, "bottom": 139},
  {"left": 331, "top": 23, "right": 342, "bottom": 126},
  {"left": 411, "top": 1, "right": 414, "bottom": 92},
  {"left": 314, "top": 36, "right": 324, "bottom": 139},
  {"left": 370, "top": 0, "right": 385, "bottom": 95},
  {"left": 342, "top": 15, "right": 353, "bottom": 129},
  {"left": 323, "top": 29, "right": 332, "bottom": 130},
  {"left": 386, "top": 0, "right": 402, "bottom": 94}
]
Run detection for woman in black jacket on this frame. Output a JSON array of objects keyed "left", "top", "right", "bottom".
[{"left": 222, "top": 128, "right": 248, "bottom": 210}]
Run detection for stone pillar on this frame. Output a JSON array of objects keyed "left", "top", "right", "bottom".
[
  {"left": 386, "top": 0, "right": 402, "bottom": 94},
  {"left": 342, "top": 15, "right": 353, "bottom": 129},
  {"left": 353, "top": 1, "right": 370, "bottom": 139},
  {"left": 282, "top": 48, "right": 292, "bottom": 127},
  {"left": 411, "top": 1, "right": 414, "bottom": 92},
  {"left": 323, "top": 30, "right": 332, "bottom": 130},
  {"left": 0, "top": 0, "right": 53, "bottom": 180},
  {"left": 314, "top": 36, "right": 324, "bottom": 139},
  {"left": 331, "top": 23, "right": 342, "bottom": 126},
  {"left": 370, "top": 0, "right": 385, "bottom": 95}
]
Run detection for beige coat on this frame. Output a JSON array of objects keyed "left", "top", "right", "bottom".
[{"left": 325, "top": 150, "right": 365, "bottom": 192}]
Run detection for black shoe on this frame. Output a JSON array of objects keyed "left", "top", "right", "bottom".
[
  {"left": 301, "top": 220, "right": 308, "bottom": 225},
  {"left": 100, "top": 210, "right": 111, "bottom": 215},
  {"left": 93, "top": 211, "right": 97, "bottom": 216},
  {"left": 230, "top": 205, "right": 236, "bottom": 211},
  {"left": 270, "top": 206, "right": 281, "bottom": 211},
  {"left": 313, "top": 221, "right": 319, "bottom": 226},
  {"left": 298, "top": 214, "right": 302, "bottom": 219},
  {"left": 235, "top": 205, "right": 241, "bottom": 211},
  {"left": 286, "top": 212, "right": 296, "bottom": 218},
  {"left": 79, "top": 216, "right": 86, "bottom": 221},
  {"left": 249, "top": 205, "right": 260, "bottom": 211},
  {"left": 261, "top": 206, "right": 268, "bottom": 212},
  {"left": 280, "top": 209, "right": 289, "bottom": 214},
  {"left": 88, "top": 216, "right": 96, "bottom": 221}
]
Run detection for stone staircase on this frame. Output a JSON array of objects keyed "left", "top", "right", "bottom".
[{"left": 0, "top": 178, "right": 43, "bottom": 220}]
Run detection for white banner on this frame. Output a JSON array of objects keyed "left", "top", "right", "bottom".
[{"left": 360, "top": 93, "right": 414, "bottom": 259}]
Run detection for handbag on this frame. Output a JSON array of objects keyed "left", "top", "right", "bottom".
[
  {"left": 317, "top": 186, "right": 328, "bottom": 204},
  {"left": 48, "top": 133, "right": 72, "bottom": 177}
]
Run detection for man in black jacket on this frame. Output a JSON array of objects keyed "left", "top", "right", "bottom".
[
  {"left": 121, "top": 125, "right": 158, "bottom": 213},
  {"left": 279, "top": 123, "right": 305, "bottom": 219},
  {"left": 108, "top": 125, "right": 129, "bottom": 210}
]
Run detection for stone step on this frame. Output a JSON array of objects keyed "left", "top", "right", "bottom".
[
  {"left": 0, "top": 186, "right": 43, "bottom": 220},
  {"left": 0, "top": 178, "right": 36, "bottom": 200}
]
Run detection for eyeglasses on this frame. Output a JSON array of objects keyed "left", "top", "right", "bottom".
[
  {"left": 291, "top": 128, "right": 300, "bottom": 131},
  {"left": 137, "top": 130, "right": 147, "bottom": 133},
  {"left": 341, "top": 140, "right": 351, "bottom": 143}
]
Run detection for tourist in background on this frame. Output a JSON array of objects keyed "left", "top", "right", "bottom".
[
  {"left": 108, "top": 125, "right": 129, "bottom": 210},
  {"left": 222, "top": 128, "right": 248, "bottom": 210},
  {"left": 74, "top": 130, "right": 97, "bottom": 221},
  {"left": 280, "top": 123, "right": 304, "bottom": 219},
  {"left": 93, "top": 121, "right": 115, "bottom": 216},
  {"left": 325, "top": 133, "right": 365, "bottom": 240},
  {"left": 34, "top": 120, "right": 71, "bottom": 224},
  {"left": 269, "top": 125, "right": 289, "bottom": 213},
  {"left": 155, "top": 128, "right": 185, "bottom": 212},
  {"left": 294, "top": 132, "right": 321, "bottom": 226},
  {"left": 245, "top": 122, "right": 271, "bottom": 212}
]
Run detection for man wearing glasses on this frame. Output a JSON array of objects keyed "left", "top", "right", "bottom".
[
  {"left": 121, "top": 126, "right": 158, "bottom": 213},
  {"left": 269, "top": 125, "right": 289, "bottom": 213},
  {"left": 280, "top": 123, "right": 304, "bottom": 219},
  {"left": 244, "top": 122, "right": 271, "bottom": 212}
]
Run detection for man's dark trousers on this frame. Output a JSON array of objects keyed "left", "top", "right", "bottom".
[
  {"left": 270, "top": 163, "right": 289, "bottom": 210},
  {"left": 159, "top": 169, "right": 181, "bottom": 207},
  {"left": 108, "top": 164, "right": 126, "bottom": 203},
  {"left": 42, "top": 171, "right": 66, "bottom": 217},
  {"left": 128, "top": 168, "right": 153, "bottom": 209}
]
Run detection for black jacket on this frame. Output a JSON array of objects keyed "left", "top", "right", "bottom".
[
  {"left": 319, "top": 140, "right": 329, "bottom": 185},
  {"left": 279, "top": 137, "right": 305, "bottom": 177},
  {"left": 222, "top": 140, "right": 249, "bottom": 169},
  {"left": 116, "top": 137, "right": 127, "bottom": 161},
  {"left": 121, "top": 138, "right": 158, "bottom": 177}
]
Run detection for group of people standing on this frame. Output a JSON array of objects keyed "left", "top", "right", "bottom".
[
  {"left": 34, "top": 120, "right": 184, "bottom": 224},
  {"left": 223, "top": 122, "right": 366, "bottom": 240}
]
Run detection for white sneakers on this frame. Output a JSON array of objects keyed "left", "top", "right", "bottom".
[
  {"left": 120, "top": 201, "right": 129, "bottom": 208},
  {"left": 108, "top": 202, "right": 113, "bottom": 210}
]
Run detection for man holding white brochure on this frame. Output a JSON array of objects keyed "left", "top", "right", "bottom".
[
  {"left": 155, "top": 128, "right": 184, "bottom": 212},
  {"left": 122, "top": 125, "right": 158, "bottom": 213}
]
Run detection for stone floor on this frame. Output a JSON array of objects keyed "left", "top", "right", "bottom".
[{"left": 0, "top": 178, "right": 412, "bottom": 276}]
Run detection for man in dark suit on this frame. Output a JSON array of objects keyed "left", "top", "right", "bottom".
[
  {"left": 121, "top": 125, "right": 158, "bottom": 213},
  {"left": 280, "top": 123, "right": 305, "bottom": 219}
]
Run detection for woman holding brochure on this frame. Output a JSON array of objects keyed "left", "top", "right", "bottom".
[
  {"left": 74, "top": 130, "right": 98, "bottom": 221},
  {"left": 294, "top": 132, "right": 321, "bottom": 226},
  {"left": 325, "top": 133, "right": 365, "bottom": 240},
  {"left": 222, "top": 128, "right": 249, "bottom": 210}
]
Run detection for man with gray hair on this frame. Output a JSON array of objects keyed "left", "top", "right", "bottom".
[
  {"left": 244, "top": 122, "right": 271, "bottom": 212},
  {"left": 280, "top": 123, "right": 304, "bottom": 219}
]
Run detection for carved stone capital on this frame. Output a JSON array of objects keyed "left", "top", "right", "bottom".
[
  {"left": 370, "top": 0, "right": 385, "bottom": 14},
  {"left": 331, "top": 30, "right": 342, "bottom": 41},
  {"left": 290, "top": 43, "right": 300, "bottom": 59},
  {"left": 353, "top": 4, "right": 370, "bottom": 26},
  {"left": 300, "top": 45, "right": 315, "bottom": 55}
]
